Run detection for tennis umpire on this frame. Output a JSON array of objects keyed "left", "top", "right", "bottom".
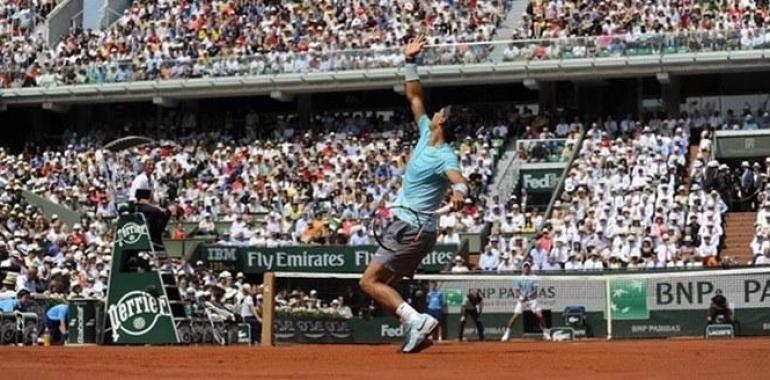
[
  {"left": 129, "top": 158, "right": 171, "bottom": 248},
  {"left": 359, "top": 35, "right": 469, "bottom": 354}
]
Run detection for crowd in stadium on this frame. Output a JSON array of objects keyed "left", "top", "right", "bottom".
[
  {"left": 501, "top": 0, "right": 770, "bottom": 61},
  {"left": 476, "top": 110, "right": 770, "bottom": 273},
  {"left": 0, "top": 0, "right": 58, "bottom": 35},
  {"left": 517, "top": 0, "right": 770, "bottom": 40},
  {"left": 0, "top": 104, "right": 516, "bottom": 334},
  {"left": 5, "top": 0, "right": 770, "bottom": 87},
  {"left": 3, "top": 105, "right": 770, "bottom": 346},
  {"left": 0, "top": 0, "right": 511, "bottom": 88},
  {"left": 5, "top": 103, "right": 770, "bottom": 301},
  {"left": 1, "top": 107, "right": 509, "bottom": 248}
]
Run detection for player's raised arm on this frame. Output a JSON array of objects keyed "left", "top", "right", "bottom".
[
  {"left": 404, "top": 36, "right": 427, "bottom": 123},
  {"left": 446, "top": 169, "right": 469, "bottom": 210}
]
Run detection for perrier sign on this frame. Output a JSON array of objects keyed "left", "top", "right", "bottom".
[
  {"left": 105, "top": 213, "right": 180, "bottom": 344},
  {"left": 107, "top": 290, "right": 173, "bottom": 341}
]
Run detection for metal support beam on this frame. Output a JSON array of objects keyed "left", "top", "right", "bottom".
[
  {"left": 270, "top": 91, "right": 294, "bottom": 102},
  {"left": 660, "top": 74, "right": 681, "bottom": 116},
  {"left": 571, "top": 79, "right": 609, "bottom": 87},
  {"left": 41, "top": 102, "right": 69, "bottom": 113},
  {"left": 523, "top": 78, "right": 539, "bottom": 91},
  {"left": 152, "top": 96, "right": 178, "bottom": 108}
]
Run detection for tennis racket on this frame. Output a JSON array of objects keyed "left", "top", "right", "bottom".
[{"left": 371, "top": 204, "right": 453, "bottom": 252}]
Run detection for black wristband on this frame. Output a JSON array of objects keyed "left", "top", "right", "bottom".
[{"left": 404, "top": 56, "right": 416, "bottom": 63}]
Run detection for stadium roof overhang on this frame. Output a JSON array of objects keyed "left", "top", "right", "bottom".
[{"left": 2, "top": 50, "right": 770, "bottom": 108}]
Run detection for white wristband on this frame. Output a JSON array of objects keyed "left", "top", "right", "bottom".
[{"left": 452, "top": 183, "right": 468, "bottom": 195}]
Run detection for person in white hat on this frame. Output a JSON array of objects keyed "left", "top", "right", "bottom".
[
  {"left": 450, "top": 256, "right": 470, "bottom": 273},
  {"left": 0, "top": 273, "right": 18, "bottom": 298},
  {"left": 496, "top": 253, "right": 516, "bottom": 272},
  {"left": 698, "top": 231, "right": 718, "bottom": 259},
  {"left": 218, "top": 271, "right": 233, "bottom": 288}
]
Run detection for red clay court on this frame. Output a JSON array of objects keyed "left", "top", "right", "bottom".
[{"left": 3, "top": 338, "right": 769, "bottom": 380}]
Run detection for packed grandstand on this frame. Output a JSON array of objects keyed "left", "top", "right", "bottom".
[
  {"left": 2, "top": 105, "right": 770, "bottom": 307},
  {"left": 2, "top": 0, "right": 770, "bottom": 346},
  {"left": 4, "top": 0, "right": 770, "bottom": 87}
]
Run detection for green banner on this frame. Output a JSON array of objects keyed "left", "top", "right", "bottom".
[
  {"left": 715, "top": 134, "right": 770, "bottom": 159},
  {"left": 609, "top": 279, "right": 649, "bottom": 320},
  {"left": 67, "top": 299, "right": 102, "bottom": 345},
  {"left": 274, "top": 315, "right": 408, "bottom": 344},
  {"left": 193, "top": 244, "right": 458, "bottom": 274},
  {"left": 520, "top": 167, "right": 565, "bottom": 193},
  {"left": 274, "top": 312, "right": 606, "bottom": 344}
]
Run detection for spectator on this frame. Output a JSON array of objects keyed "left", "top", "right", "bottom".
[
  {"left": 496, "top": 254, "right": 516, "bottom": 272},
  {"left": 755, "top": 245, "right": 770, "bottom": 266},
  {"left": 15, "top": 266, "right": 40, "bottom": 293},
  {"left": 478, "top": 244, "right": 500, "bottom": 271},
  {"left": 450, "top": 256, "right": 470, "bottom": 273}
]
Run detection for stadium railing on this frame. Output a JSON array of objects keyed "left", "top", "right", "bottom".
[
  {"left": 515, "top": 138, "right": 576, "bottom": 163},
  {"left": 516, "top": 129, "right": 585, "bottom": 259},
  {"left": 532, "top": 131, "right": 584, "bottom": 220},
  {"left": 4, "top": 29, "right": 770, "bottom": 106},
  {"left": 8, "top": 28, "right": 770, "bottom": 85}
]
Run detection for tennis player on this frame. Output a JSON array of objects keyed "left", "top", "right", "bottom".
[
  {"left": 359, "top": 35, "right": 469, "bottom": 353},
  {"left": 501, "top": 261, "right": 550, "bottom": 341}
]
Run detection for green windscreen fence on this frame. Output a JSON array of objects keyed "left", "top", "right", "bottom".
[{"left": 272, "top": 267, "right": 770, "bottom": 343}]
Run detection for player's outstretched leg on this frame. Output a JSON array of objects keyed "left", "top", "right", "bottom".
[
  {"left": 359, "top": 262, "right": 437, "bottom": 353},
  {"left": 501, "top": 313, "right": 519, "bottom": 342},
  {"left": 534, "top": 310, "right": 550, "bottom": 340}
]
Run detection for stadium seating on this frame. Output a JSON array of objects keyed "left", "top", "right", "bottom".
[
  {"left": 516, "top": 0, "right": 770, "bottom": 40},
  {"left": 1, "top": 0, "right": 512, "bottom": 88},
  {"left": 522, "top": 119, "right": 730, "bottom": 271},
  {"left": 4, "top": 0, "right": 770, "bottom": 88}
]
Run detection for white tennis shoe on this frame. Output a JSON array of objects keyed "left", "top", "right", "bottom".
[{"left": 401, "top": 314, "right": 438, "bottom": 353}]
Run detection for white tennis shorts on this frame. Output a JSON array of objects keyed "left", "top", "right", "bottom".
[{"left": 514, "top": 299, "right": 541, "bottom": 315}]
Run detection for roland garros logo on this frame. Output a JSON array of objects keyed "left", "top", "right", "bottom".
[
  {"left": 116, "top": 222, "right": 147, "bottom": 247},
  {"left": 108, "top": 291, "right": 172, "bottom": 341}
]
